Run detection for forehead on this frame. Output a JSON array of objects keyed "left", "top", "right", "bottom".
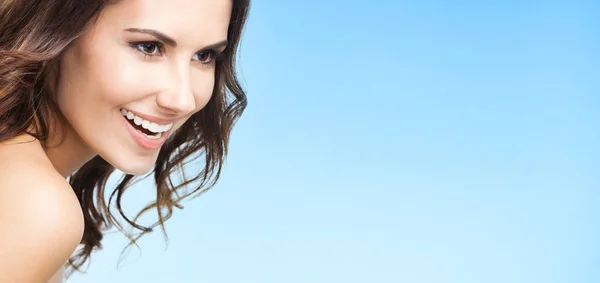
[{"left": 99, "top": 0, "right": 232, "bottom": 44}]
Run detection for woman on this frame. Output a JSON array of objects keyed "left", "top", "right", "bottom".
[{"left": 0, "top": 0, "right": 250, "bottom": 282}]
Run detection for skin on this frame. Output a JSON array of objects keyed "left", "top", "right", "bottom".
[{"left": 0, "top": 0, "right": 232, "bottom": 282}]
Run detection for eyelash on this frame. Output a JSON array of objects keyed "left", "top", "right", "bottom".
[{"left": 128, "top": 41, "right": 224, "bottom": 67}]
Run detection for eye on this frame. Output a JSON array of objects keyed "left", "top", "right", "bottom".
[
  {"left": 193, "top": 51, "right": 215, "bottom": 63},
  {"left": 130, "top": 41, "right": 164, "bottom": 57}
]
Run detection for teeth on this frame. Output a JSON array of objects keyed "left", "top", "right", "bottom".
[
  {"left": 149, "top": 122, "right": 159, "bottom": 133},
  {"left": 143, "top": 132, "right": 162, "bottom": 139},
  {"left": 120, "top": 108, "right": 173, "bottom": 134}
]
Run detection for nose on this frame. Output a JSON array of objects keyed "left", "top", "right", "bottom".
[{"left": 156, "top": 68, "right": 196, "bottom": 115}]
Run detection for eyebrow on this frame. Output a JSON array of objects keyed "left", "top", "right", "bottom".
[{"left": 124, "top": 28, "right": 228, "bottom": 50}]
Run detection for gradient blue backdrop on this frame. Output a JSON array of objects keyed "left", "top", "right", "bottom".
[{"left": 69, "top": 0, "right": 599, "bottom": 282}]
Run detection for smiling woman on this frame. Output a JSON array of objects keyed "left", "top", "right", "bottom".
[{"left": 0, "top": 0, "right": 250, "bottom": 282}]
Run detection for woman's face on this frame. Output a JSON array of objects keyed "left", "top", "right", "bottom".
[{"left": 56, "top": 0, "right": 232, "bottom": 175}]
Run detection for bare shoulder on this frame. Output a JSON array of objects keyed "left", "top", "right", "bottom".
[{"left": 0, "top": 135, "right": 84, "bottom": 283}]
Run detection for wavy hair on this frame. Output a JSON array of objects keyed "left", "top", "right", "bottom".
[{"left": 0, "top": 0, "right": 250, "bottom": 277}]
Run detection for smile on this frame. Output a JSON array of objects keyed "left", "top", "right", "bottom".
[
  {"left": 120, "top": 108, "right": 174, "bottom": 150},
  {"left": 120, "top": 108, "right": 173, "bottom": 138}
]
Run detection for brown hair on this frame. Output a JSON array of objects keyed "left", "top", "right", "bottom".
[{"left": 0, "top": 0, "right": 250, "bottom": 277}]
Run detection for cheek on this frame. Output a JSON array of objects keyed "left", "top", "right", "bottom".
[
  {"left": 90, "top": 53, "right": 155, "bottom": 105},
  {"left": 59, "top": 44, "right": 151, "bottom": 110}
]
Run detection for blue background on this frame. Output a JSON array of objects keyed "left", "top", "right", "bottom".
[{"left": 69, "top": 0, "right": 599, "bottom": 282}]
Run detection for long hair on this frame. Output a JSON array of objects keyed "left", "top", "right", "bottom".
[{"left": 0, "top": 0, "right": 250, "bottom": 277}]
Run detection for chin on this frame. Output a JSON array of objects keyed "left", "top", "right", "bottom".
[
  {"left": 119, "top": 164, "right": 155, "bottom": 176},
  {"left": 101, "top": 153, "right": 158, "bottom": 176}
]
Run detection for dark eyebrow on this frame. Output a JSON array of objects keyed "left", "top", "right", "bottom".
[
  {"left": 124, "top": 28, "right": 228, "bottom": 50},
  {"left": 202, "top": 40, "right": 229, "bottom": 51},
  {"left": 124, "top": 28, "right": 178, "bottom": 47}
]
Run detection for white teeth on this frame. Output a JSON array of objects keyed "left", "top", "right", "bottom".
[
  {"left": 148, "top": 122, "right": 159, "bottom": 133},
  {"left": 120, "top": 108, "right": 174, "bottom": 133},
  {"left": 143, "top": 131, "right": 162, "bottom": 139}
]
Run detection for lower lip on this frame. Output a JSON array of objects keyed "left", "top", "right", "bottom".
[{"left": 121, "top": 115, "right": 170, "bottom": 150}]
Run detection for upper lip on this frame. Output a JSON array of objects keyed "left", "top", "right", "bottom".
[{"left": 122, "top": 108, "right": 178, "bottom": 125}]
